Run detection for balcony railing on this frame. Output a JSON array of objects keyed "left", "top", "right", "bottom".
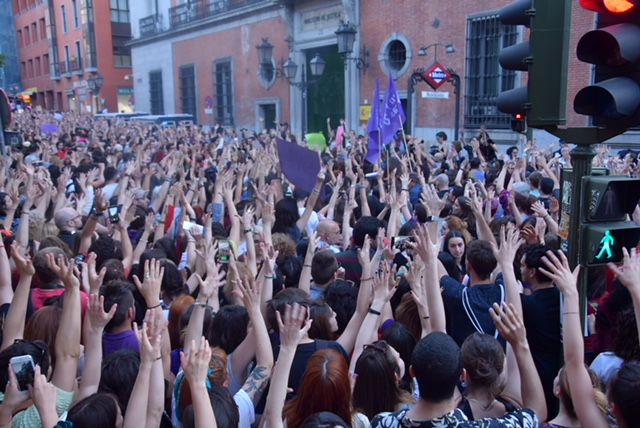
[
  {"left": 168, "top": 0, "right": 264, "bottom": 30},
  {"left": 58, "top": 61, "right": 71, "bottom": 76},
  {"left": 139, "top": 14, "right": 163, "bottom": 37},
  {"left": 70, "top": 57, "right": 83, "bottom": 73}
]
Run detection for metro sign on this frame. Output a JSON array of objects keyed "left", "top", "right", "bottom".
[{"left": 423, "top": 62, "right": 451, "bottom": 90}]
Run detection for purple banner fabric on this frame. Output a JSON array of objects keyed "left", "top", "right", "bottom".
[
  {"left": 276, "top": 137, "right": 321, "bottom": 193},
  {"left": 366, "top": 79, "right": 383, "bottom": 164},
  {"left": 40, "top": 124, "right": 59, "bottom": 135},
  {"left": 380, "top": 76, "right": 406, "bottom": 147}
]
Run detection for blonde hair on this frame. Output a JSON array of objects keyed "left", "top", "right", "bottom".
[{"left": 558, "top": 366, "right": 609, "bottom": 417}]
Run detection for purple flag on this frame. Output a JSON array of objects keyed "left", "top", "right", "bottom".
[
  {"left": 40, "top": 123, "right": 59, "bottom": 135},
  {"left": 380, "top": 76, "right": 406, "bottom": 147},
  {"left": 276, "top": 137, "right": 321, "bottom": 193},
  {"left": 366, "top": 79, "right": 382, "bottom": 164}
]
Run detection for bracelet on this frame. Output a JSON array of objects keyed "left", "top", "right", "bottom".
[
  {"left": 360, "top": 277, "right": 373, "bottom": 282},
  {"left": 563, "top": 311, "right": 579, "bottom": 315},
  {"left": 265, "top": 275, "right": 274, "bottom": 279},
  {"left": 244, "top": 229, "right": 252, "bottom": 233},
  {"left": 155, "top": 355, "right": 162, "bottom": 361},
  {"left": 423, "top": 315, "right": 430, "bottom": 320},
  {"left": 194, "top": 301, "right": 210, "bottom": 308},
  {"left": 401, "top": 188, "right": 409, "bottom": 192},
  {"left": 304, "top": 264, "right": 312, "bottom": 268},
  {"left": 148, "top": 303, "right": 162, "bottom": 309},
  {"left": 368, "top": 308, "right": 381, "bottom": 316}
]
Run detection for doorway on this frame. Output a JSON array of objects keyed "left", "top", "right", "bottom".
[{"left": 305, "top": 45, "right": 344, "bottom": 138}]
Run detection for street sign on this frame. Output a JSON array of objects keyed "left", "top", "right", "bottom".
[
  {"left": 359, "top": 104, "right": 371, "bottom": 121},
  {"left": 421, "top": 91, "right": 450, "bottom": 99},
  {"left": 422, "top": 62, "right": 451, "bottom": 90},
  {"left": 204, "top": 108, "right": 213, "bottom": 115},
  {"left": 0, "top": 89, "right": 12, "bottom": 129}
]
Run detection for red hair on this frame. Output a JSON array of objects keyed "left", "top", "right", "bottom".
[{"left": 283, "top": 349, "right": 352, "bottom": 428}]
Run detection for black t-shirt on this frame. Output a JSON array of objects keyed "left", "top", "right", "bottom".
[{"left": 521, "top": 287, "right": 561, "bottom": 418}]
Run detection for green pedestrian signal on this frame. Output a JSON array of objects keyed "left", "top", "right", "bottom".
[
  {"left": 580, "top": 175, "right": 640, "bottom": 266},
  {"left": 595, "top": 230, "right": 615, "bottom": 260}
]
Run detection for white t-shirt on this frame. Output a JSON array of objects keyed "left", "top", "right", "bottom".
[
  {"left": 298, "top": 207, "right": 320, "bottom": 236},
  {"left": 234, "top": 388, "right": 255, "bottom": 428}
]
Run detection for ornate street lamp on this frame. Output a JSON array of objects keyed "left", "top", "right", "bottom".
[
  {"left": 334, "top": 21, "right": 369, "bottom": 70},
  {"left": 256, "top": 38, "right": 274, "bottom": 66}
]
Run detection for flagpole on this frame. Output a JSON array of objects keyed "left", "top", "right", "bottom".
[{"left": 398, "top": 116, "right": 413, "bottom": 172}]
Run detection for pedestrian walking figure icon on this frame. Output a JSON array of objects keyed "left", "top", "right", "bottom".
[{"left": 596, "top": 230, "right": 615, "bottom": 260}]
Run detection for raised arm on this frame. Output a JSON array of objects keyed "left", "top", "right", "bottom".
[
  {"left": 608, "top": 247, "right": 640, "bottom": 349},
  {"left": 298, "top": 232, "right": 318, "bottom": 294},
  {"left": 263, "top": 303, "right": 311, "bottom": 428},
  {"left": 297, "top": 166, "right": 325, "bottom": 234},
  {"left": 490, "top": 302, "right": 547, "bottom": 421},
  {"left": 0, "top": 245, "right": 34, "bottom": 350},
  {"left": 234, "top": 276, "right": 274, "bottom": 406},
  {"left": 539, "top": 251, "right": 607, "bottom": 428},
  {"left": 180, "top": 338, "right": 217, "bottom": 428},
  {"left": 491, "top": 225, "right": 524, "bottom": 316},
  {"left": 48, "top": 254, "right": 81, "bottom": 393},
  {"left": 76, "top": 294, "right": 117, "bottom": 403},
  {"left": 413, "top": 224, "right": 447, "bottom": 333}
]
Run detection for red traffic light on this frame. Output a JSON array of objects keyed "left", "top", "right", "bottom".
[
  {"left": 515, "top": 113, "right": 525, "bottom": 120},
  {"left": 580, "top": 0, "right": 637, "bottom": 13}
]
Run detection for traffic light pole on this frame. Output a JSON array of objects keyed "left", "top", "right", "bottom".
[{"left": 546, "top": 126, "right": 625, "bottom": 322}]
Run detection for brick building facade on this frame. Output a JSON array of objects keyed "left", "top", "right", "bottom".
[
  {"left": 129, "top": 0, "right": 632, "bottom": 145},
  {"left": 13, "top": 0, "right": 133, "bottom": 112}
]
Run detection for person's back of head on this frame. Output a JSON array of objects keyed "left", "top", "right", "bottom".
[
  {"left": 382, "top": 321, "right": 417, "bottom": 391},
  {"left": 104, "top": 166, "right": 118, "bottom": 182},
  {"left": 461, "top": 333, "right": 505, "bottom": 394},
  {"left": 528, "top": 171, "right": 543, "bottom": 189},
  {"left": 540, "top": 177, "right": 554, "bottom": 196},
  {"left": 436, "top": 131, "right": 447, "bottom": 142},
  {"left": 33, "top": 247, "right": 66, "bottom": 285},
  {"left": 67, "top": 392, "right": 120, "bottom": 428},
  {"left": 100, "top": 280, "right": 135, "bottom": 333},
  {"left": 523, "top": 245, "right": 555, "bottom": 284},
  {"left": 301, "top": 412, "right": 350, "bottom": 428},
  {"left": 102, "top": 258, "right": 126, "bottom": 282},
  {"left": 610, "top": 361, "right": 640, "bottom": 428},
  {"left": 325, "top": 282, "right": 357, "bottom": 334},
  {"left": 284, "top": 349, "right": 351, "bottom": 428},
  {"left": 267, "top": 288, "right": 312, "bottom": 332},
  {"left": 99, "top": 349, "right": 140, "bottom": 412},
  {"left": 89, "top": 236, "right": 122, "bottom": 270},
  {"left": 53, "top": 207, "right": 77, "bottom": 232},
  {"left": 412, "top": 332, "right": 462, "bottom": 402},
  {"left": 352, "top": 216, "right": 383, "bottom": 247},
  {"left": 311, "top": 250, "right": 339, "bottom": 286},
  {"left": 466, "top": 240, "right": 497, "bottom": 281},
  {"left": 208, "top": 305, "right": 249, "bottom": 354}
]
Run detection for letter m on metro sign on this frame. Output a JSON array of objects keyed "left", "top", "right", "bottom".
[{"left": 422, "top": 62, "right": 451, "bottom": 90}]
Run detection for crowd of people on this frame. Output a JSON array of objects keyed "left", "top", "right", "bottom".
[{"left": 0, "top": 109, "right": 638, "bottom": 428}]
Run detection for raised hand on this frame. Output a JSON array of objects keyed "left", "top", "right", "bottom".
[
  {"left": 10, "top": 243, "right": 35, "bottom": 277},
  {"left": 539, "top": 250, "right": 580, "bottom": 296},
  {"left": 277, "top": 303, "right": 312, "bottom": 349},
  {"left": 180, "top": 337, "right": 212, "bottom": 386},
  {"left": 45, "top": 253, "right": 80, "bottom": 290},
  {"left": 30, "top": 365, "right": 57, "bottom": 420},
  {"left": 87, "top": 293, "right": 117, "bottom": 331},
  {"left": 608, "top": 247, "right": 640, "bottom": 298},
  {"left": 85, "top": 252, "right": 106, "bottom": 293},
  {"left": 372, "top": 263, "right": 398, "bottom": 306},
  {"left": 489, "top": 302, "right": 527, "bottom": 348},
  {"left": 132, "top": 258, "right": 164, "bottom": 308},
  {"left": 491, "top": 225, "right": 524, "bottom": 266}
]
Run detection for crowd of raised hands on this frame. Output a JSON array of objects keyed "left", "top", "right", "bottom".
[{"left": 0, "top": 109, "right": 638, "bottom": 428}]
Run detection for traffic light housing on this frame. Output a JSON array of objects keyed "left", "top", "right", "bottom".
[
  {"left": 574, "top": 0, "right": 640, "bottom": 128},
  {"left": 580, "top": 176, "right": 640, "bottom": 266},
  {"left": 496, "top": 0, "right": 572, "bottom": 127},
  {"left": 511, "top": 113, "right": 526, "bottom": 133}
]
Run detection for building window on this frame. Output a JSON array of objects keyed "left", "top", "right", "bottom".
[
  {"left": 387, "top": 40, "right": 407, "bottom": 72},
  {"left": 72, "top": 0, "right": 79, "bottom": 28},
  {"left": 149, "top": 71, "right": 164, "bottom": 115},
  {"left": 64, "top": 45, "right": 71, "bottom": 73},
  {"left": 113, "top": 53, "right": 131, "bottom": 67},
  {"left": 61, "top": 5, "right": 67, "bottom": 33},
  {"left": 17, "top": 30, "right": 22, "bottom": 48},
  {"left": 180, "top": 65, "right": 197, "bottom": 121},
  {"left": 35, "top": 57, "right": 41, "bottom": 76},
  {"left": 39, "top": 18, "right": 46, "bottom": 39},
  {"left": 24, "top": 26, "right": 30, "bottom": 45},
  {"left": 465, "top": 13, "right": 518, "bottom": 129},
  {"left": 31, "top": 23, "right": 37, "bottom": 42},
  {"left": 75, "top": 41, "right": 82, "bottom": 70},
  {"left": 215, "top": 59, "right": 233, "bottom": 126},
  {"left": 27, "top": 60, "right": 33, "bottom": 78},
  {"left": 110, "top": 0, "right": 130, "bottom": 23},
  {"left": 43, "top": 54, "right": 49, "bottom": 74},
  {"left": 380, "top": 34, "right": 412, "bottom": 78}
]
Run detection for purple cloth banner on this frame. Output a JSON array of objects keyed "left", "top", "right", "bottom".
[
  {"left": 276, "top": 138, "right": 321, "bottom": 193},
  {"left": 366, "top": 79, "right": 383, "bottom": 164},
  {"left": 380, "top": 76, "right": 406, "bottom": 147},
  {"left": 40, "top": 123, "right": 59, "bottom": 135}
]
